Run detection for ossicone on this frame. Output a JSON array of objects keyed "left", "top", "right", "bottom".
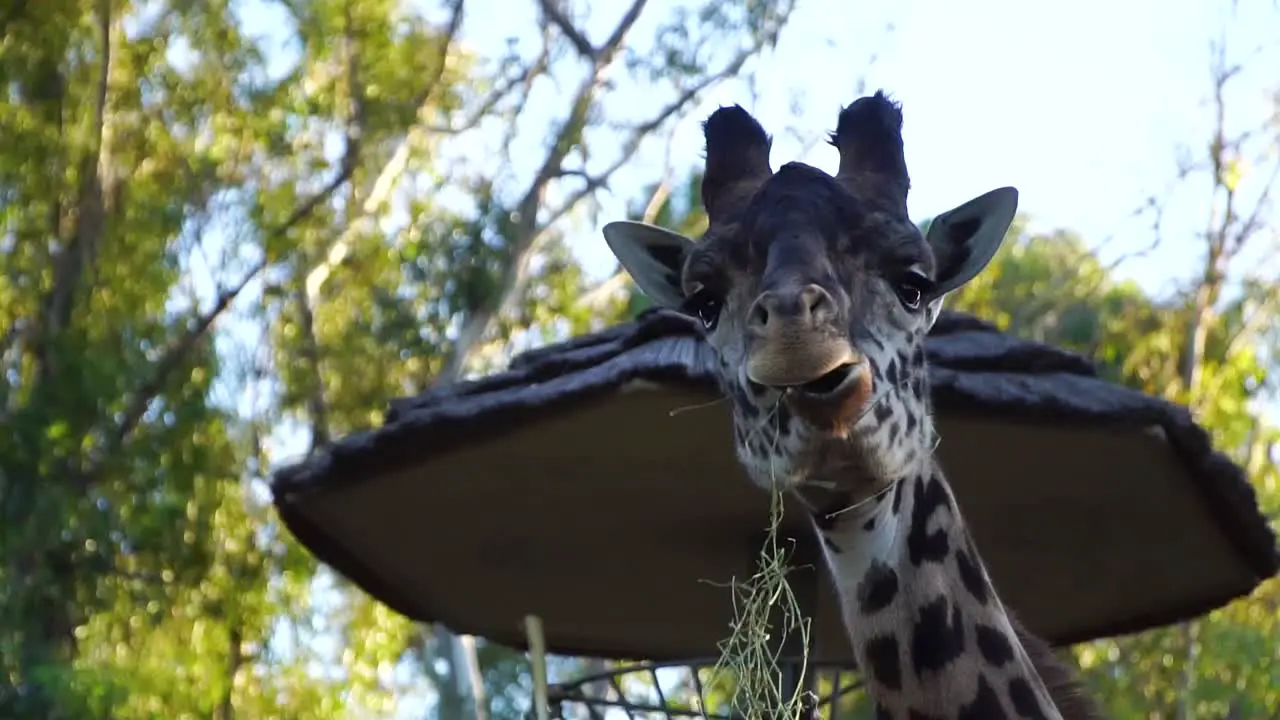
[
  {"left": 701, "top": 105, "right": 773, "bottom": 222},
  {"left": 830, "top": 91, "right": 910, "bottom": 217}
]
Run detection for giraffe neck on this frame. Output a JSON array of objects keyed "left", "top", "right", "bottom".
[{"left": 810, "top": 462, "right": 1065, "bottom": 720}]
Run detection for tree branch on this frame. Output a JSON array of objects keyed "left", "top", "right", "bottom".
[
  {"left": 77, "top": 166, "right": 355, "bottom": 487},
  {"left": 1224, "top": 147, "right": 1280, "bottom": 256},
  {"left": 33, "top": 0, "right": 111, "bottom": 387},
  {"left": 490, "top": 28, "right": 554, "bottom": 167},
  {"left": 304, "top": 0, "right": 466, "bottom": 307},
  {"left": 536, "top": 0, "right": 595, "bottom": 60},
  {"left": 1224, "top": 286, "right": 1280, "bottom": 360},
  {"left": 297, "top": 0, "right": 371, "bottom": 455},
  {"left": 437, "top": 8, "right": 788, "bottom": 383},
  {"left": 577, "top": 271, "right": 630, "bottom": 311},
  {"left": 1181, "top": 34, "right": 1244, "bottom": 398},
  {"left": 436, "top": 62, "right": 609, "bottom": 382},
  {"left": 458, "top": 634, "right": 490, "bottom": 720},
  {"left": 642, "top": 177, "right": 673, "bottom": 224},
  {"left": 577, "top": 154, "right": 675, "bottom": 311},
  {"left": 215, "top": 626, "right": 243, "bottom": 720},
  {"left": 422, "top": 62, "right": 541, "bottom": 136},
  {"left": 598, "top": 0, "right": 648, "bottom": 61},
  {"left": 1172, "top": 24, "right": 1276, "bottom": 715}
]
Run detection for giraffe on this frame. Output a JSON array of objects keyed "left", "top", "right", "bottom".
[{"left": 601, "top": 92, "right": 1106, "bottom": 720}]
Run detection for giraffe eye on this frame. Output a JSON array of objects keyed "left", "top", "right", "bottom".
[
  {"left": 894, "top": 272, "right": 932, "bottom": 312},
  {"left": 682, "top": 286, "right": 722, "bottom": 331}
]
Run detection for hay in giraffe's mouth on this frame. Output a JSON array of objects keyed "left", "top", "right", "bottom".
[{"left": 706, "top": 452, "right": 813, "bottom": 719}]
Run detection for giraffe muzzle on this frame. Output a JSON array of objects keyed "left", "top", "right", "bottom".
[
  {"left": 744, "top": 348, "right": 874, "bottom": 433},
  {"left": 745, "top": 338, "right": 861, "bottom": 391}
]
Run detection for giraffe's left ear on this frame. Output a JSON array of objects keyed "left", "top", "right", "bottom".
[
  {"left": 602, "top": 220, "right": 696, "bottom": 310},
  {"left": 923, "top": 186, "right": 1018, "bottom": 299}
]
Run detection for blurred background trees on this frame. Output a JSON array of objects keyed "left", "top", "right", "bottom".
[{"left": 0, "top": 0, "right": 1276, "bottom": 717}]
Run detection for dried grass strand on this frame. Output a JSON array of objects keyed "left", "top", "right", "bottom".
[{"left": 701, "top": 401, "right": 813, "bottom": 720}]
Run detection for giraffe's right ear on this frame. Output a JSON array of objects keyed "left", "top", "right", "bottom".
[{"left": 602, "top": 220, "right": 696, "bottom": 310}]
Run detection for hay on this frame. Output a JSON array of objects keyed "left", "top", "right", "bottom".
[
  {"left": 701, "top": 404, "right": 813, "bottom": 720},
  {"left": 703, "top": 486, "right": 812, "bottom": 720},
  {"left": 708, "top": 489, "right": 812, "bottom": 719}
]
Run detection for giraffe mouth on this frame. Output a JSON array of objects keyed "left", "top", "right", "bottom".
[
  {"left": 745, "top": 348, "right": 871, "bottom": 429},
  {"left": 775, "top": 360, "right": 873, "bottom": 434},
  {"left": 793, "top": 363, "right": 858, "bottom": 396},
  {"left": 750, "top": 362, "right": 859, "bottom": 397}
]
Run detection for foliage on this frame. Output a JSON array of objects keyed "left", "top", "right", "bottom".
[
  {"left": 0, "top": 0, "right": 796, "bottom": 716},
  {"left": 0, "top": 0, "right": 457, "bottom": 713}
]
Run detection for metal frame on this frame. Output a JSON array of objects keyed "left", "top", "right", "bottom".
[
  {"left": 542, "top": 658, "right": 865, "bottom": 720},
  {"left": 531, "top": 533, "right": 863, "bottom": 719}
]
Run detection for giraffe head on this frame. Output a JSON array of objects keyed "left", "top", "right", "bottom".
[{"left": 604, "top": 92, "right": 1017, "bottom": 501}]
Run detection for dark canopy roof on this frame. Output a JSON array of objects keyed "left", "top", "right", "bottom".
[{"left": 271, "top": 309, "right": 1278, "bottom": 664}]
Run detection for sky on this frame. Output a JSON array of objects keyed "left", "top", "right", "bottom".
[
  {"left": 217, "top": 0, "right": 1278, "bottom": 715},
  {"left": 225, "top": 0, "right": 1280, "bottom": 432},
  {"left": 594, "top": 0, "right": 1276, "bottom": 296}
]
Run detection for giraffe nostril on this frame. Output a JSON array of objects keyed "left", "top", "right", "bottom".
[
  {"left": 801, "top": 284, "right": 836, "bottom": 323},
  {"left": 749, "top": 284, "right": 837, "bottom": 333},
  {"left": 749, "top": 299, "right": 770, "bottom": 330}
]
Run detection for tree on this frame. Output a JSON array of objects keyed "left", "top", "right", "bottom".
[
  {"left": 0, "top": 0, "right": 803, "bottom": 716},
  {"left": 0, "top": 0, "right": 476, "bottom": 714}
]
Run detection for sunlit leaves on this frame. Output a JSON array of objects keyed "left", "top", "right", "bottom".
[{"left": 0, "top": 0, "right": 445, "bottom": 715}]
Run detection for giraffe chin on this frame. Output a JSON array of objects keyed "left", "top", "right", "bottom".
[{"left": 780, "top": 360, "right": 873, "bottom": 437}]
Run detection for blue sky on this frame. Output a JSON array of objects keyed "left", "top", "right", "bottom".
[
  {"left": 558, "top": 0, "right": 1277, "bottom": 296},
  {"left": 267, "top": 0, "right": 1275, "bottom": 350},
  {"left": 215, "top": 0, "right": 1277, "bottom": 714}
]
